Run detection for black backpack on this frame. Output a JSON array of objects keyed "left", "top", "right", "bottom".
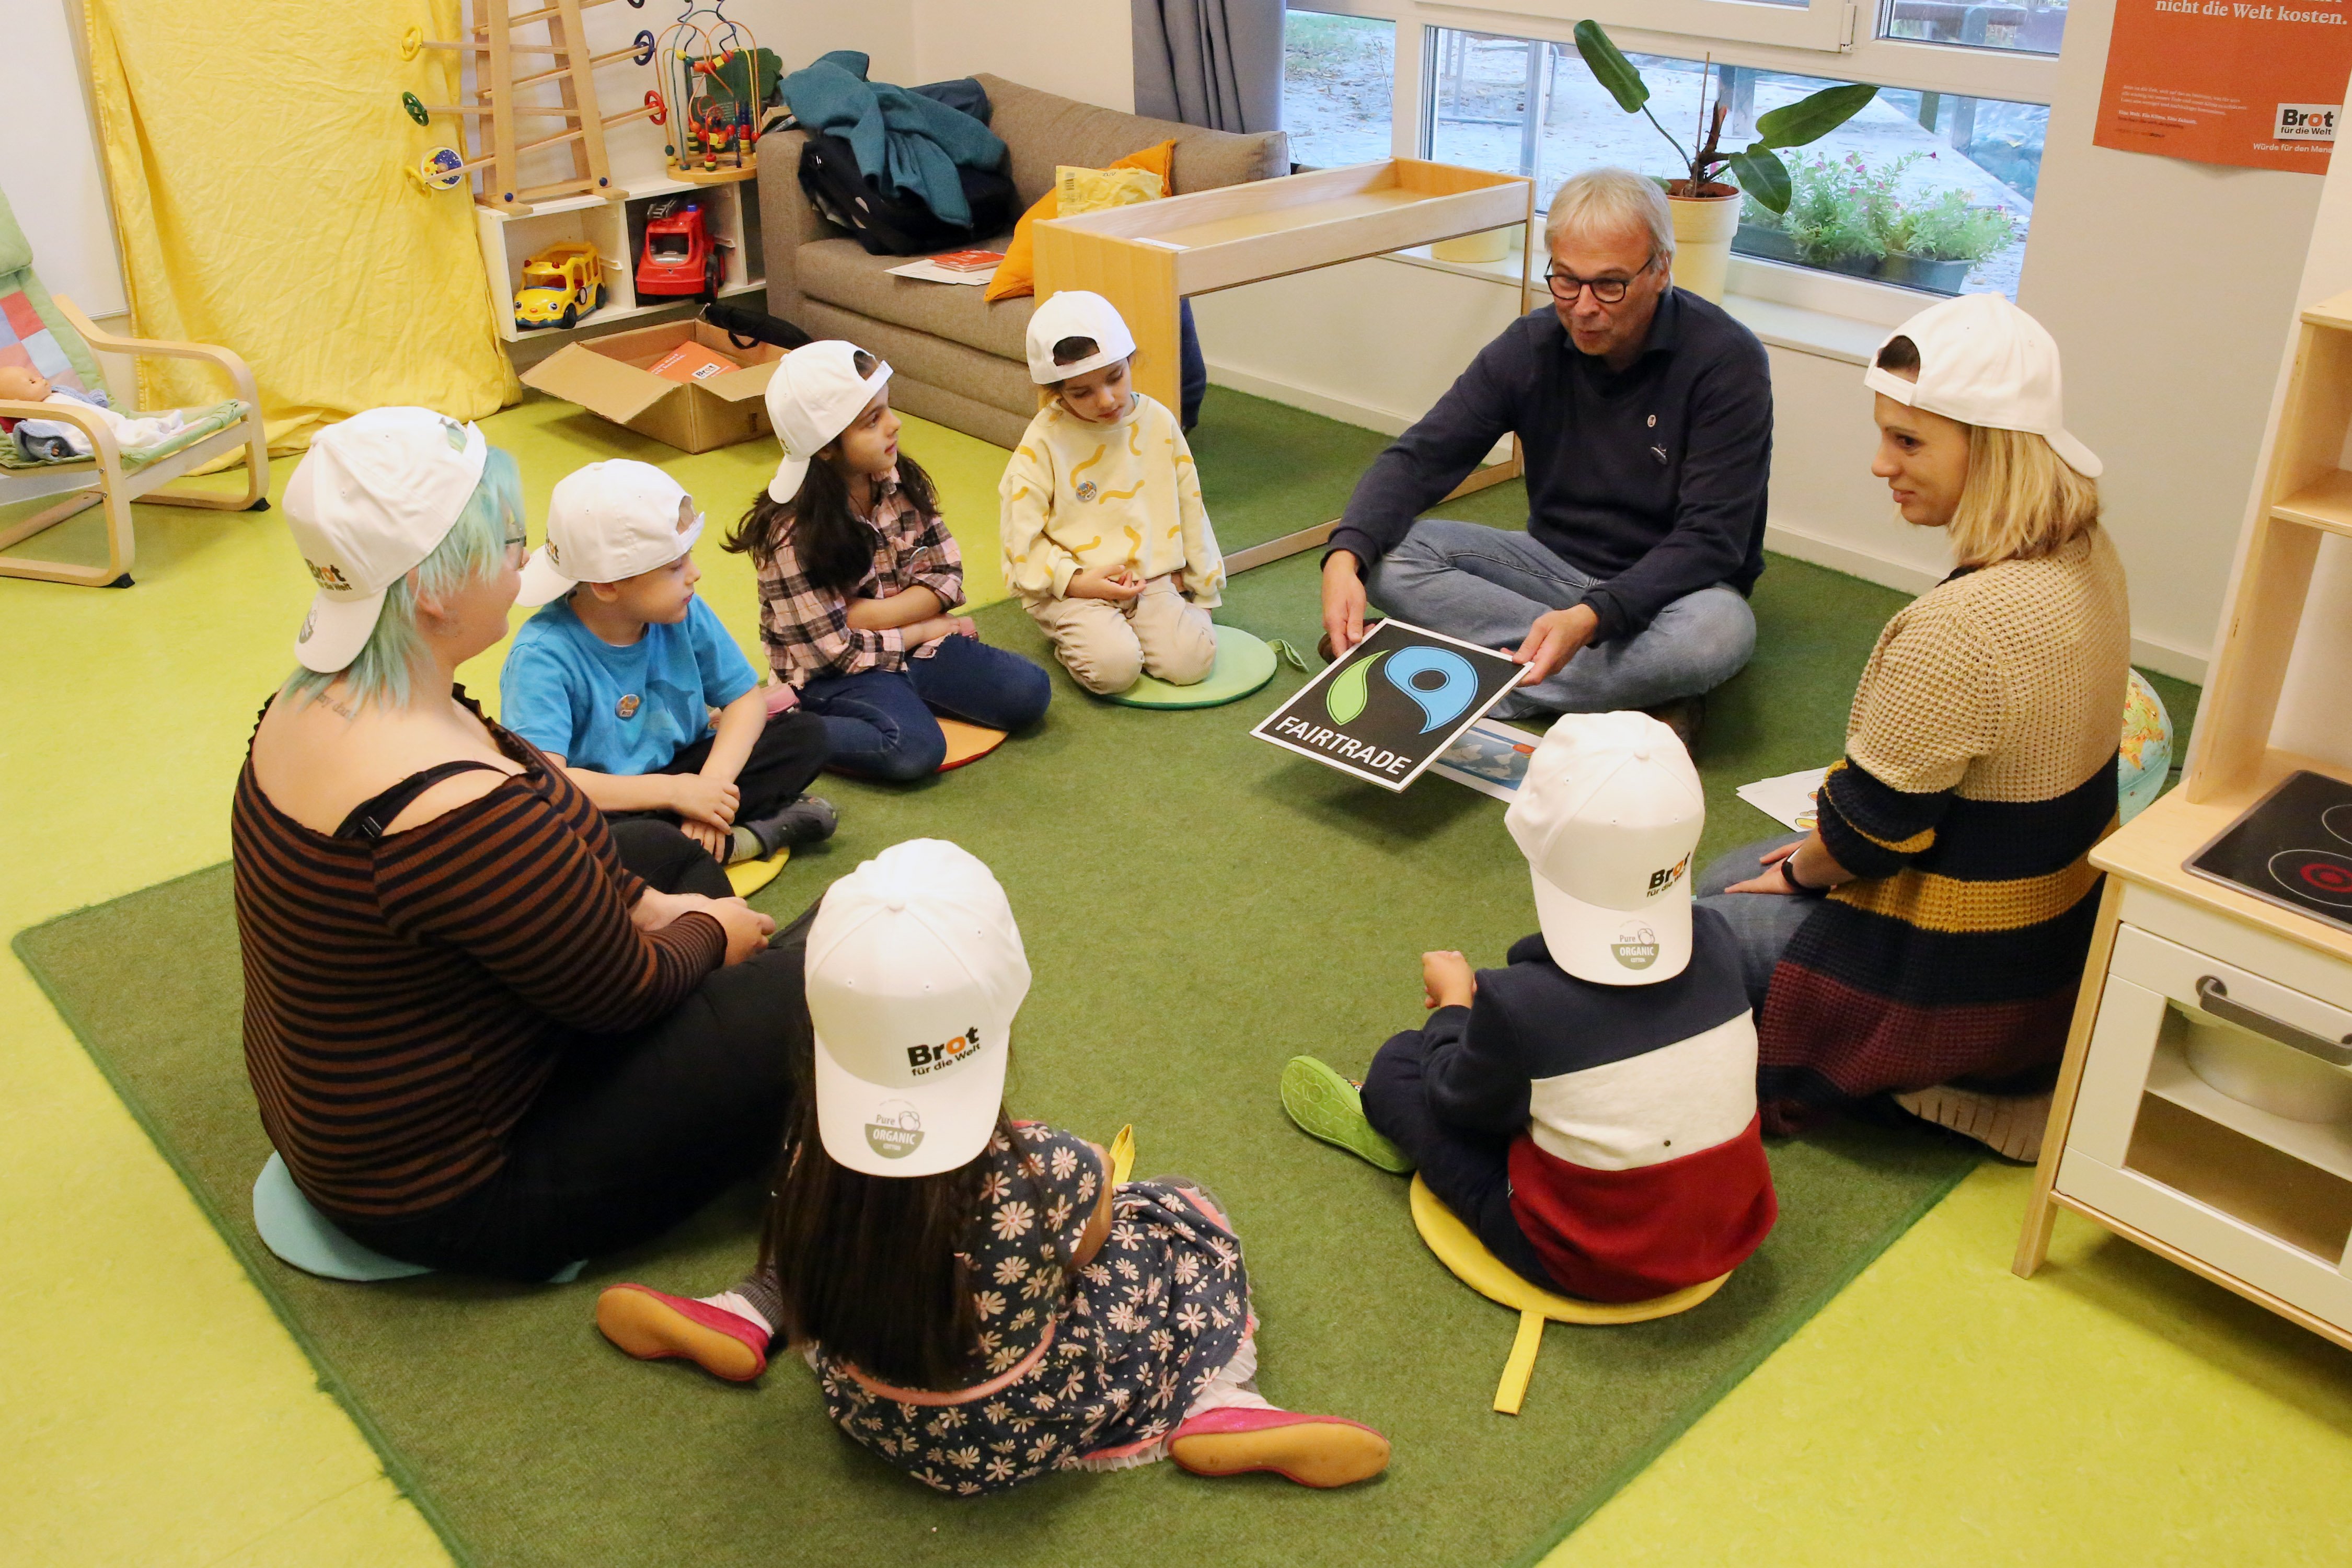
[{"left": 797, "top": 131, "right": 1016, "bottom": 257}]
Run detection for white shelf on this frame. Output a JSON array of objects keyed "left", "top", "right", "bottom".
[
  {"left": 2145, "top": 1039, "right": 2352, "bottom": 1183},
  {"left": 478, "top": 176, "right": 764, "bottom": 344}
]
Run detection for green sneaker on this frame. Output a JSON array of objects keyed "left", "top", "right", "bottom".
[{"left": 1281, "top": 1056, "right": 1413, "bottom": 1173}]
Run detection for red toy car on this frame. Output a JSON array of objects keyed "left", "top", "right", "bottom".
[{"left": 636, "top": 198, "right": 730, "bottom": 300}]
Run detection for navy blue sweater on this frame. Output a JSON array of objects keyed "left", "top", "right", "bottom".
[{"left": 1329, "top": 290, "right": 1772, "bottom": 644}]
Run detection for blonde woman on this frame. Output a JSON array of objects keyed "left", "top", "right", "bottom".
[{"left": 1695, "top": 294, "right": 2128, "bottom": 1160}]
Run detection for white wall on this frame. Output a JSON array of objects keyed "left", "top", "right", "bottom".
[
  {"left": 913, "top": 0, "right": 1133, "bottom": 112},
  {"left": 2017, "top": 0, "right": 2326, "bottom": 677},
  {"left": 11, "top": 0, "right": 125, "bottom": 318}
]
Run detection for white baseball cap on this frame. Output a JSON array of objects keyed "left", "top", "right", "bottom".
[
  {"left": 806, "top": 839, "right": 1032, "bottom": 1178},
  {"left": 517, "top": 459, "right": 705, "bottom": 607},
  {"left": 1504, "top": 711, "right": 1704, "bottom": 986},
  {"left": 283, "top": 407, "right": 491, "bottom": 673},
  {"left": 764, "top": 340, "right": 891, "bottom": 503},
  {"left": 1026, "top": 290, "right": 1136, "bottom": 384},
  {"left": 1863, "top": 292, "right": 2102, "bottom": 478}
]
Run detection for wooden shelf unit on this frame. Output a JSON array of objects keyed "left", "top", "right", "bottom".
[
  {"left": 2016, "top": 284, "right": 2352, "bottom": 1353},
  {"left": 1032, "top": 159, "right": 1534, "bottom": 569}
]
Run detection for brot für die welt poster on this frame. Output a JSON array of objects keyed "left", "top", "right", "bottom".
[{"left": 2094, "top": 0, "right": 2352, "bottom": 171}]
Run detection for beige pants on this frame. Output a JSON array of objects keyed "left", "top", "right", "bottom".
[{"left": 1027, "top": 576, "right": 1216, "bottom": 695}]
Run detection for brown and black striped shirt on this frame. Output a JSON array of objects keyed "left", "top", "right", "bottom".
[{"left": 233, "top": 694, "right": 726, "bottom": 1220}]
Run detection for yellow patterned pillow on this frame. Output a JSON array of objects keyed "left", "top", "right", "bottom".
[{"left": 1053, "top": 164, "right": 1165, "bottom": 214}]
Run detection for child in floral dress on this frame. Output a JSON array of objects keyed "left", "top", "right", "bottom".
[{"left": 594, "top": 838, "right": 1389, "bottom": 1494}]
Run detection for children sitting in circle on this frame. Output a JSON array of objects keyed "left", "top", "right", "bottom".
[
  {"left": 1282, "top": 711, "right": 1778, "bottom": 1301},
  {"left": 497, "top": 459, "right": 837, "bottom": 865},
  {"left": 595, "top": 837, "right": 1391, "bottom": 1494},
  {"left": 999, "top": 291, "right": 1226, "bottom": 696},
  {"left": 731, "top": 340, "right": 1051, "bottom": 778}
]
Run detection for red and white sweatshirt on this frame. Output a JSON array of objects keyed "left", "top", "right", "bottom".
[{"left": 1421, "top": 909, "right": 1777, "bottom": 1302}]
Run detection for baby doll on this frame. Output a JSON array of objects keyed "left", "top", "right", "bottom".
[{"left": 0, "top": 364, "right": 183, "bottom": 459}]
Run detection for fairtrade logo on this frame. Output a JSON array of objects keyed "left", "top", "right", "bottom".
[
  {"left": 1324, "top": 644, "right": 1481, "bottom": 734},
  {"left": 305, "top": 559, "right": 352, "bottom": 592},
  {"left": 616, "top": 694, "right": 641, "bottom": 719},
  {"left": 297, "top": 608, "right": 317, "bottom": 644},
  {"left": 866, "top": 1100, "right": 924, "bottom": 1159},
  {"left": 1612, "top": 923, "right": 1661, "bottom": 970},
  {"left": 440, "top": 417, "right": 468, "bottom": 452},
  {"left": 906, "top": 1027, "right": 981, "bottom": 1075},
  {"left": 1646, "top": 853, "right": 1691, "bottom": 897},
  {"left": 1075, "top": 480, "right": 1099, "bottom": 503}
]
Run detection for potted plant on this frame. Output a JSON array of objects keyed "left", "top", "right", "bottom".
[
  {"left": 1571, "top": 20, "right": 1876, "bottom": 302},
  {"left": 1737, "top": 151, "right": 2019, "bottom": 294}
]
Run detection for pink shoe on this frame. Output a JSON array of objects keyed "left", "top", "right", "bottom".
[
  {"left": 1167, "top": 1406, "right": 1390, "bottom": 1488},
  {"left": 595, "top": 1283, "right": 768, "bottom": 1382}
]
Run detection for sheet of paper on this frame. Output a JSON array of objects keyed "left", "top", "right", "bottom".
[
  {"left": 883, "top": 259, "right": 993, "bottom": 285},
  {"left": 1735, "top": 765, "right": 1831, "bottom": 833},
  {"left": 1427, "top": 718, "right": 1540, "bottom": 802}
]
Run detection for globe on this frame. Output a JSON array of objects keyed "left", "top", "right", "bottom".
[{"left": 2118, "top": 668, "right": 2174, "bottom": 823}]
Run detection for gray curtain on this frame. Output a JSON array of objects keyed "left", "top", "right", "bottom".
[{"left": 1132, "top": 0, "right": 1284, "bottom": 135}]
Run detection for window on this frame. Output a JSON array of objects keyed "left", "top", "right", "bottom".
[
  {"left": 1281, "top": 8, "right": 1396, "bottom": 171},
  {"left": 1877, "top": 0, "right": 2067, "bottom": 56},
  {"left": 1281, "top": 4, "right": 2054, "bottom": 306},
  {"left": 1417, "top": 26, "right": 2042, "bottom": 300}
]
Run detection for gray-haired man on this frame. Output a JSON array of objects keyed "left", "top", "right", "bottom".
[{"left": 1320, "top": 167, "right": 1772, "bottom": 738}]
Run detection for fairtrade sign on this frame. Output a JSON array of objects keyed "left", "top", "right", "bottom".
[
  {"left": 2094, "top": 0, "right": 2352, "bottom": 172},
  {"left": 1251, "top": 619, "right": 1527, "bottom": 791}
]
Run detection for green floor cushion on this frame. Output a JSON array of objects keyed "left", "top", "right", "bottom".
[{"left": 1104, "top": 624, "right": 1282, "bottom": 708}]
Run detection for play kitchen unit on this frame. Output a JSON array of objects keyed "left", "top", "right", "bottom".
[{"left": 2016, "top": 287, "right": 2352, "bottom": 1348}]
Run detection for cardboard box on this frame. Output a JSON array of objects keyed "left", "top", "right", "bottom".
[{"left": 521, "top": 320, "right": 786, "bottom": 453}]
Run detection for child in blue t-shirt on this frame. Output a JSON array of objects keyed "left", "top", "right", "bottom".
[{"left": 500, "top": 459, "right": 835, "bottom": 863}]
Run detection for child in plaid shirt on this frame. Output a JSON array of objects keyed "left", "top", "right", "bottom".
[{"left": 724, "top": 342, "right": 1050, "bottom": 778}]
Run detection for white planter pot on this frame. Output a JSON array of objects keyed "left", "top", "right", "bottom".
[{"left": 1667, "top": 190, "right": 1743, "bottom": 304}]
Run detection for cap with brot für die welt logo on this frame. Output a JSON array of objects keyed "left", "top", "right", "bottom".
[
  {"left": 1504, "top": 710, "right": 1704, "bottom": 986},
  {"left": 805, "top": 839, "right": 1031, "bottom": 1177},
  {"left": 282, "top": 407, "right": 489, "bottom": 673}
]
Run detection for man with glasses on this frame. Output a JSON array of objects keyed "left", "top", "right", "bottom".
[{"left": 1320, "top": 166, "right": 1771, "bottom": 743}]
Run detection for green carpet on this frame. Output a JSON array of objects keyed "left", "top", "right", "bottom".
[
  {"left": 14, "top": 386, "right": 2202, "bottom": 1565},
  {"left": 25, "top": 542, "right": 2126, "bottom": 1568}
]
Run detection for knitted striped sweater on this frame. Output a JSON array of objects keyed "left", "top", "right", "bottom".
[{"left": 1757, "top": 527, "right": 2129, "bottom": 1128}]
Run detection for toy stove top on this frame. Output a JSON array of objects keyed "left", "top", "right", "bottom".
[{"left": 2187, "top": 770, "right": 2352, "bottom": 936}]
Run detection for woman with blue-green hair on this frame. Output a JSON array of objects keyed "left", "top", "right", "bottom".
[{"left": 233, "top": 408, "right": 813, "bottom": 1281}]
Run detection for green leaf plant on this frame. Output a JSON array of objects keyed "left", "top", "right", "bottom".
[{"left": 1570, "top": 20, "right": 1876, "bottom": 213}]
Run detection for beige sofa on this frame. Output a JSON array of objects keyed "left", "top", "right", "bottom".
[{"left": 757, "top": 74, "right": 1287, "bottom": 449}]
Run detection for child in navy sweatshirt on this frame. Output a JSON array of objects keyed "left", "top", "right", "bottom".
[{"left": 1282, "top": 710, "right": 1776, "bottom": 1301}]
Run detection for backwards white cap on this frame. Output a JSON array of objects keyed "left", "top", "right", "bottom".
[
  {"left": 764, "top": 340, "right": 891, "bottom": 503},
  {"left": 1026, "top": 290, "right": 1136, "bottom": 384},
  {"left": 283, "top": 407, "right": 490, "bottom": 673},
  {"left": 1862, "top": 292, "right": 2101, "bottom": 478},
  {"left": 806, "top": 839, "right": 1032, "bottom": 1177},
  {"left": 1504, "top": 711, "right": 1704, "bottom": 985},
  {"left": 518, "top": 459, "right": 705, "bottom": 607}
]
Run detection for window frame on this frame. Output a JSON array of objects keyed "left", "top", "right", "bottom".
[{"left": 1285, "top": 0, "right": 2059, "bottom": 312}]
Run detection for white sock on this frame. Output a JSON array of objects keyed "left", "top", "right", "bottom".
[{"left": 701, "top": 1289, "right": 773, "bottom": 1338}]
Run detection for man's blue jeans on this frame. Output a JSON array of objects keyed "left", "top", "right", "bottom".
[
  {"left": 798, "top": 635, "right": 1052, "bottom": 780},
  {"left": 1364, "top": 518, "right": 1756, "bottom": 718}
]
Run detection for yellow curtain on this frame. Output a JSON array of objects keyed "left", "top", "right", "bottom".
[{"left": 84, "top": 0, "right": 520, "bottom": 453}]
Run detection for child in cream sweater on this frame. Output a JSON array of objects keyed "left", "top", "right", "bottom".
[{"left": 999, "top": 291, "right": 1226, "bottom": 696}]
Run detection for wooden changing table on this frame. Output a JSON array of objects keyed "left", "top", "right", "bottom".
[{"left": 1033, "top": 158, "right": 1535, "bottom": 570}]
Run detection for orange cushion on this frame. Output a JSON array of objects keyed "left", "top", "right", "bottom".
[{"left": 984, "top": 140, "right": 1177, "bottom": 303}]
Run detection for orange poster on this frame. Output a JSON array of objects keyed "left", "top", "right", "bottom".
[{"left": 2094, "top": 1, "right": 2352, "bottom": 172}]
